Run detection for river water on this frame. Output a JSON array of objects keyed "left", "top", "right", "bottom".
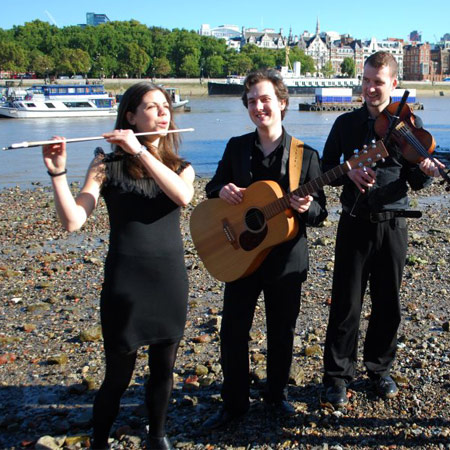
[{"left": 1, "top": 96, "right": 449, "bottom": 189}]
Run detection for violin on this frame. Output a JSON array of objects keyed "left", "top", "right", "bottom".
[{"left": 374, "top": 99, "right": 450, "bottom": 191}]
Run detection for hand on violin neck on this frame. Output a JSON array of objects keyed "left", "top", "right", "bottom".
[
  {"left": 348, "top": 166, "right": 377, "bottom": 193},
  {"left": 419, "top": 157, "right": 446, "bottom": 178}
]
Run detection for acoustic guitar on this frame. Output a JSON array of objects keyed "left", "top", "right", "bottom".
[{"left": 190, "top": 141, "right": 388, "bottom": 282}]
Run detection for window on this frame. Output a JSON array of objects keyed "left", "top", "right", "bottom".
[
  {"left": 45, "top": 103, "right": 56, "bottom": 108},
  {"left": 63, "top": 102, "right": 92, "bottom": 108}
]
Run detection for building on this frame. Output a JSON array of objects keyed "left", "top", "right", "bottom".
[
  {"left": 199, "top": 24, "right": 242, "bottom": 49},
  {"left": 430, "top": 45, "right": 450, "bottom": 80},
  {"left": 409, "top": 30, "right": 422, "bottom": 42},
  {"left": 363, "top": 37, "right": 404, "bottom": 79},
  {"left": 329, "top": 39, "right": 364, "bottom": 77},
  {"left": 86, "top": 12, "right": 110, "bottom": 26},
  {"left": 241, "top": 27, "right": 287, "bottom": 49},
  {"left": 296, "top": 19, "right": 329, "bottom": 74},
  {"left": 403, "top": 42, "right": 432, "bottom": 81}
]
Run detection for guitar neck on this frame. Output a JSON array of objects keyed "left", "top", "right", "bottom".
[{"left": 263, "top": 161, "right": 351, "bottom": 218}]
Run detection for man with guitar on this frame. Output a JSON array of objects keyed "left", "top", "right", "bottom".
[
  {"left": 321, "top": 51, "right": 444, "bottom": 408},
  {"left": 202, "top": 69, "right": 327, "bottom": 430}
]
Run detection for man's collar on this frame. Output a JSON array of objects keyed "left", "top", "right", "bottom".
[{"left": 254, "top": 127, "right": 286, "bottom": 151}]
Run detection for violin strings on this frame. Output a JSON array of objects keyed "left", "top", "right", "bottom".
[{"left": 395, "top": 123, "right": 431, "bottom": 159}]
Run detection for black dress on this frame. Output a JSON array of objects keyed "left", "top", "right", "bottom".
[{"left": 98, "top": 151, "right": 189, "bottom": 354}]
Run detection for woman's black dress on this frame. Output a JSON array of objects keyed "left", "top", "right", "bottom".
[{"left": 98, "top": 151, "right": 189, "bottom": 354}]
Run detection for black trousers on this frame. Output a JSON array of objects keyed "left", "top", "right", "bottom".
[
  {"left": 323, "top": 212, "right": 408, "bottom": 386},
  {"left": 220, "top": 270, "right": 303, "bottom": 413}
]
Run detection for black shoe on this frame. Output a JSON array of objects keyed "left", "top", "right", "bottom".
[
  {"left": 321, "top": 385, "right": 348, "bottom": 407},
  {"left": 202, "top": 407, "right": 246, "bottom": 431},
  {"left": 265, "top": 399, "right": 296, "bottom": 416},
  {"left": 146, "top": 434, "right": 173, "bottom": 450},
  {"left": 373, "top": 375, "right": 398, "bottom": 399}
]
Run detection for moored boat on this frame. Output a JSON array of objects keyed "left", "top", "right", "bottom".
[
  {"left": 208, "top": 67, "right": 361, "bottom": 96},
  {"left": 0, "top": 84, "right": 117, "bottom": 119}
]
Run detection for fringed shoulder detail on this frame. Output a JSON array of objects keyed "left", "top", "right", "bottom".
[{"left": 97, "top": 148, "right": 161, "bottom": 198}]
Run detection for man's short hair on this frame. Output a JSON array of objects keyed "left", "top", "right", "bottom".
[
  {"left": 364, "top": 51, "right": 398, "bottom": 78},
  {"left": 241, "top": 68, "right": 290, "bottom": 119}
]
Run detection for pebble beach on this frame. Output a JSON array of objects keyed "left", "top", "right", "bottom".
[{"left": 0, "top": 178, "right": 449, "bottom": 450}]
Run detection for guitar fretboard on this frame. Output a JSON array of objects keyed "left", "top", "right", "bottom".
[{"left": 261, "top": 162, "right": 350, "bottom": 219}]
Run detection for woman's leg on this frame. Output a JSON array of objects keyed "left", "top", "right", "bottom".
[
  {"left": 146, "top": 341, "right": 180, "bottom": 438},
  {"left": 92, "top": 350, "right": 137, "bottom": 449}
]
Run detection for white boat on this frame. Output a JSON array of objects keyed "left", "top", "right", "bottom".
[
  {"left": 165, "top": 87, "right": 189, "bottom": 110},
  {"left": 208, "top": 62, "right": 361, "bottom": 95},
  {"left": 0, "top": 84, "right": 117, "bottom": 118}
]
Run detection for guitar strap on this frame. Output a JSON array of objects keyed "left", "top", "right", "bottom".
[{"left": 289, "top": 137, "right": 304, "bottom": 192}]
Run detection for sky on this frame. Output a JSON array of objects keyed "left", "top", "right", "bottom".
[{"left": 0, "top": 0, "right": 448, "bottom": 44}]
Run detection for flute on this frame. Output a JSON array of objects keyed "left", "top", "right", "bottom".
[{"left": 2, "top": 128, "right": 195, "bottom": 151}]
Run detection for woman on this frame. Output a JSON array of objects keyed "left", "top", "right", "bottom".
[{"left": 42, "top": 82, "right": 195, "bottom": 450}]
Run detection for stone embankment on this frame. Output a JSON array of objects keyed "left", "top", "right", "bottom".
[{"left": 0, "top": 179, "right": 449, "bottom": 449}]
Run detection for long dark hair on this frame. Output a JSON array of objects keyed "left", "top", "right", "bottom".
[{"left": 114, "top": 81, "right": 184, "bottom": 177}]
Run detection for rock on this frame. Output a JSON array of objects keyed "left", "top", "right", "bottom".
[
  {"left": 289, "top": 362, "right": 305, "bottom": 386},
  {"left": 195, "top": 364, "right": 209, "bottom": 376},
  {"left": 304, "top": 345, "right": 323, "bottom": 357},
  {"left": 35, "top": 435, "right": 62, "bottom": 450},
  {"left": 79, "top": 326, "right": 102, "bottom": 342},
  {"left": 46, "top": 354, "right": 68, "bottom": 365}
]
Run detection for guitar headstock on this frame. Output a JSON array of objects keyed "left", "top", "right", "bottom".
[{"left": 347, "top": 140, "right": 389, "bottom": 170}]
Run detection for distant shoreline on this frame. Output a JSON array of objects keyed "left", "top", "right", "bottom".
[{"left": 4, "top": 78, "right": 450, "bottom": 98}]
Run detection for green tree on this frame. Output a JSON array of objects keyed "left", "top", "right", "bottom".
[
  {"left": 341, "top": 57, "right": 356, "bottom": 77},
  {"left": 118, "top": 43, "right": 150, "bottom": 78},
  {"left": 204, "top": 55, "right": 225, "bottom": 77},
  {"left": 322, "top": 60, "right": 334, "bottom": 78},
  {"left": 0, "top": 41, "right": 27, "bottom": 72},
  {"left": 171, "top": 29, "right": 201, "bottom": 76},
  {"left": 70, "top": 49, "right": 91, "bottom": 76},
  {"left": 153, "top": 56, "right": 172, "bottom": 77},
  {"left": 289, "top": 47, "right": 315, "bottom": 74},
  {"left": 29, "top": 50, "right": 55, "bottom": 77},
  {"left": 179, "top": 54, "right": 199, "bottom": 77},
  {"left": 11, "top": 20, "right": 59, "bottom": 54}
]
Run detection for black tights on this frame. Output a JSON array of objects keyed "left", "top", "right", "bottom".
[{"left": 92, "top": 341, "right": 180, "bottom": 448}]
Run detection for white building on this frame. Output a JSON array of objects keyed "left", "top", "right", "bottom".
[{"left": 363, "top": 37, "right": 404, "bottom": 78}]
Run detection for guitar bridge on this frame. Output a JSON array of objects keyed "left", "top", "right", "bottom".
[{"left": 222, "top": 219, "right": 239, "bottom": 249}]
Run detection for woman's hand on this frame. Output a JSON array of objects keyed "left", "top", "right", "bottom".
[
  {"left": 42, "top": 136, "right": 67, "bottom": 174},
  {"left": 102, "top": 129, "right": 142, "bottom": 156},
  {"left": 290, "top": 194, "right": 313, "bottom": 214},
  {"left": 219, "top": 183, "right": 246, "bottom": 205}
]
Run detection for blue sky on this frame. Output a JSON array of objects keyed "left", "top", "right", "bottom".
[{"left": 1, "top": 0, "right": 448, "bottom": 44}]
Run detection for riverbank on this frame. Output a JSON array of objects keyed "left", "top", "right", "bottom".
[
  {"left": 0, "top": 180, "right": 449, "bottom": 449},
  {"left": 5, "top": 78, "right": 450, "bottom": 98}
]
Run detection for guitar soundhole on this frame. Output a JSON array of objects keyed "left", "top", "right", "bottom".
[{"left": 245, "top": 208, "right": 266, "bottom": 232}]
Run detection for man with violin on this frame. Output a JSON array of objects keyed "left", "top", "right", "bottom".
[{"left": 321, "top": 51, "right": 444, "bottom": 408}]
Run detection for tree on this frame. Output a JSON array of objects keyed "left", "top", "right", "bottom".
[
  {"left": 118, "top": 43, "right": 150, "bottom": 78},
  {"left": 179, "top": 54, "right": 199, "bottom": 77},
  {"left": 29, "top": 50, "right": 55, "bottom": 77},
  {"left": 0, "top": 41, "right": 27, "bottom": 72},
  {"left": 322, "top": 60, "right": 334, "bottom": 78},
  {"left": 70, "top": 49, "right": 91, "bottom": 76},
  {"left": 153, "top": 56, "right": 172, "bottom": 77},
  {"left": 341, "top": 57, "right": 356, "bottom": 77},
  {"left": 288, "top": 47, "right": 315, "bottom": 75},
  {"left": 204, "top": 55, "right": 225, "bottom": 77}
]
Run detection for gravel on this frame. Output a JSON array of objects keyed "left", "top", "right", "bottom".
[{"left": 0, "top": 178, "right": 449, "bottom": 450}]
